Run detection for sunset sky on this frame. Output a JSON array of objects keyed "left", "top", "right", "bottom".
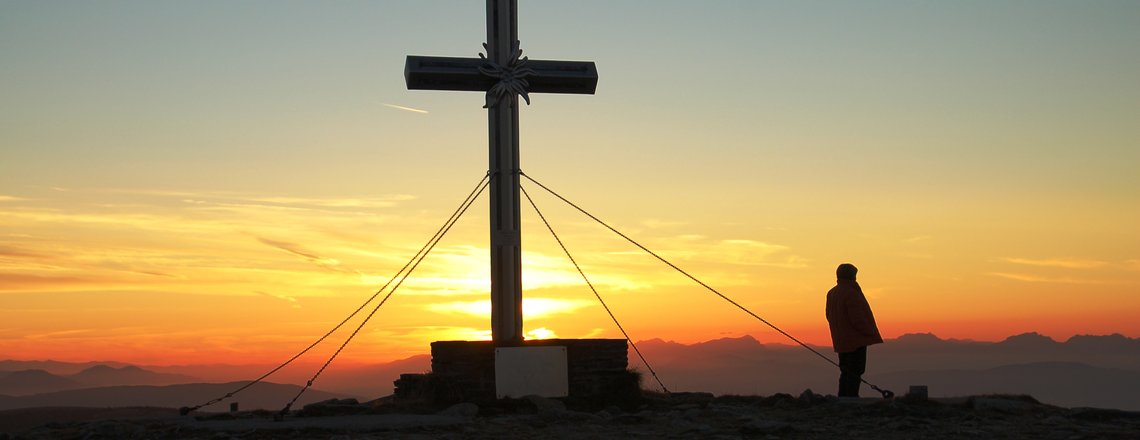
[{"left": 2, "top": 1, "right": 1138, "bottom": 367}]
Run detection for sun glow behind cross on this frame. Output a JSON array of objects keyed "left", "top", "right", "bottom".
[
  {"left": 525, "top": 327, "right": 558, "bottom": 340},
  {"left": 426, "top": 298, "right": 596, "bottom": 320}
]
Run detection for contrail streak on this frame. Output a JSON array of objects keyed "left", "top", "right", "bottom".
[{"left": 383, "top": 103, "right": 429, "bottom": 114}]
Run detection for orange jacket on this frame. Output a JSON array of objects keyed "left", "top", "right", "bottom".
[{"left": 826, "top": 279, "right": 884, "bottom": 353}]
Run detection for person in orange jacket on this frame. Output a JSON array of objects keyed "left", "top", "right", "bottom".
[{"left": 826, "top": 263, "right": 884, "bottom": 397}]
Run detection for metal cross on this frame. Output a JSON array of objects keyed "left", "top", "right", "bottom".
[{"left": 404, "top": 0, "right": 598, "bottom": 345}]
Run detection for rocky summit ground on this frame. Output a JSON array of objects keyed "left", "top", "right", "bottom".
[{"left": 4, "top": 391, "right": 1139, "bottom": 439}]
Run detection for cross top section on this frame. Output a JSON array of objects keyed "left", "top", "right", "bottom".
[{"left": 403, "top": 0, "right": 598, "bottom": 345}]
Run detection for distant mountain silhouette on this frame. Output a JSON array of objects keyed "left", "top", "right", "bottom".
[
  {"left": 0, "top": 365, "right": 199, "bottom": 396},
  {"left": 873, "top": 362, "right": 1140, "bottom": 410},
  {"left": 628, "top": 333, "right": 1140, "bottom": 410},
  {"left": 0, "top": 382, "right": 350, "bottom": 411},
  {"left": 997, "top": 332, "right": 1062, "bottom": 351},
  {"left": 0, "top": 360, "right": 130, "bottom": 376},
  {"left": 0, "top": 370, "right": 81, "bottom": 396},
  {"left": 2, "top": 332, "right": 1137, "bottom": 410},
  {"left": 1065, "top": 333, "right": 1140, "bottom": 354},
  {"left": 314, "top": 355, "right": 432, "bottom": 398},
  {"left": 69, "top": 365, "right": 196, "bottom": 387}
]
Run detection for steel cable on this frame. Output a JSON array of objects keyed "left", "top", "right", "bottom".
[
  {"left": 520, "top": 182, "right": 670, "bottom": 394},
  {"left": 182, "top": 173, "right": 490, "bottom": 415},
  {"left": 276, "top": 175, "right": 491, "bottom": 417}
]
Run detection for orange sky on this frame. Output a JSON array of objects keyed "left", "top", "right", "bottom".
[{"left": 2, "top": 1, "right": 1139, "bottom": 366}]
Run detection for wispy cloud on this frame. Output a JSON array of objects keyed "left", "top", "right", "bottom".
[
  {"left": 0, "top": 273, "right": 104, "bottom": 291},
  {"left": 23, "top": 328, "right": 101, "bottom": 340},
  {"left": 240, "top": 195, "right": 414, "bottom": 209},
  {"left": 641, "top": 219, "right": 687, "bottom": 229},
  {"left": 683, "top": 239, "right": 809, "bottom": 268},
  {"left": 0, "top": 195, "right": 26, "bottom": 202},
  {"left": 383, "top": 103, "right": 429, "bottom": 114},
  {"left": 255, "top": 237, "right": 361, "bottom": 275},
  {"left": 989, "top": 272, "right": 1108, "bottom": 284},
  {"left": 579, "top": 328, "right": 606, "bottom": 338},
  {"left": 255, "top": 290, "right": 301, "bottom": 309},
  {"left": 38, "top": 187, "right": 414, "bottom": 211},
  {"left": 131, "top": 270, "right": 184, "bottom": 279},
  {"left": 526, "top": 327, "right": 558, "bottom": 339},
  {"left": 0, "top": 245, "right": 46, "bottom": 259},
  {"left": 1001, "top": 257, "right": 1108, "bottom": 269}
]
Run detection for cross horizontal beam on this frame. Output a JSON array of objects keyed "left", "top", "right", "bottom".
[{"left": 405, "top": 56, "right": 598, "bottom": 95}]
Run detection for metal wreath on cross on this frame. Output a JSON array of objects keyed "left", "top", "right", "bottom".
[{"left": 479, "top": 40, "right": 536, "bottom": 108}]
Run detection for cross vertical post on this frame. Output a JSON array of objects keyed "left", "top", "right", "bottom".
[{"left": 486, "top": 0, "right": 523, "bottom": 346}]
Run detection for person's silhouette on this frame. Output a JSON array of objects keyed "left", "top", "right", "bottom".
[{"left": 825, "top": 263, "right": 884, "bottom": 397}]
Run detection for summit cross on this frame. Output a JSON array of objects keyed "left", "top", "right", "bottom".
[{"left": 404, "top": 0, "right": 598, "bottom": 346}]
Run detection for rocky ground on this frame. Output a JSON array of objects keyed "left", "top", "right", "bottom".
[{"left": 4, "top": 391, "right": 1139, "bottom": 439}]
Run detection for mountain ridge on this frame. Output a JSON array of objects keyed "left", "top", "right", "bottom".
[{"left": 2, "top": 332, "right": 1137, "bottom": 410}]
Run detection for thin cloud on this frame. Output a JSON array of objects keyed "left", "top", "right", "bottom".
[
  {"left": 255, "top": 237, "right": 360, "bottom": 275},
  {"left": 989, "top": 272, "right": 1107, "bottom": 284},
  {"left": 131, "top": 270, "right": 184, "bottom": 279},
  {"left": 255, "top": 290, "right": 301, "bottom": 309},
  {"left": 0, "top": 195, "right": 26, "bottom": 202},
  {"left": 245, "top": 195, "right": 414, "bottom": 209},
  {"left": 41, "top": 187, "right": 414, "bottom": 210},
  {"left": 526, "top": 327, "right": 558, "bottom": 339},
  {"left": 383, "top": 103, "right": 429, "bottom": 114},
  {"left": 579, "top": 328, "right": 606, "bottom": 338},
  {"left": 23, "top": 328, "right": 99, "bottom": 340},
  {"left": 0, "top": 273, "right": 101, "bottom": 291},
  {"left": 641, "top": 219, "right": 687, "bottom": 229},
  {"left": 0, "top": 245, "right": 46, "bottom": 258},
  {"left": 702, "top": 239, "right": 808, "bottom": 268},
  {"left": 1001, "top": 257, "right": 1108, "bottom": 269}
]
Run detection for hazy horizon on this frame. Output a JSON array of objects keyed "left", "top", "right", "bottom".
[
  {"left": 0, "top": 330, "right": 1130, "bottom": 366},
  {"left": 4, "top": 330, "right": 1138, "bottom": 412}
]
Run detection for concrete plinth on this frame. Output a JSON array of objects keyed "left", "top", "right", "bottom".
[{"left": 394, "top": 339, "right": 638, "bottom": 405}]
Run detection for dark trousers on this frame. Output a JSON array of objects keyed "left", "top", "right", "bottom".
[{"left": 838, "top": 346, "right": 867, "bottom": 397}]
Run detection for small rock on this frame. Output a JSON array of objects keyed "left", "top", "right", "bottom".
[
  {"left": 614, "top": 411, "right": 650, "bottom": 424},
  {"left": 740, "top": 419, "right": 792, "bottom": 435},
  {"left": 682, "top": 422, "right": 714, "bottom": 435},
  {"left": 798, "top": 388, "right": 826, "bottom": 405},
  {"left": 972, "top": 397, "right": 1041, "bottom": 414},
  {"left": 1068, "top": 407, "right": 1140, "bottom": 421},
  {"left": 300, "top": 398, "right": 369, "bottom": 416},
  {"left": 524, "top": 395, "right": 567, "bottom": 417},
  {"left": 438, "top": 402, "right": 480, "bottom": 417}
]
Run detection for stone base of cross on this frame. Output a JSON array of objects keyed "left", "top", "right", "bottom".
[{"left": 392, "top": 339, "right": 635, "bottom": 402}]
